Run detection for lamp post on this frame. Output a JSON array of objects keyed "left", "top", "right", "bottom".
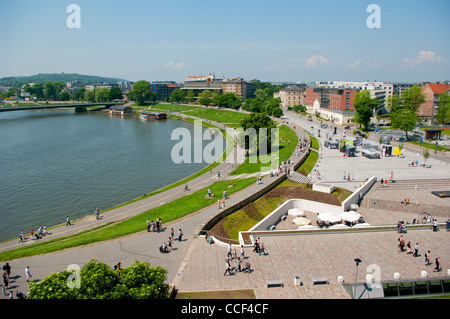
[{"left": 353, "top": 258, "right": 362, "bottom": 299}]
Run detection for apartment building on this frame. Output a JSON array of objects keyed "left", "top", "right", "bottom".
[
  {"left": 278, "top": 84, "right": 306, "bottom": 108},
  {"left": 222, "top": 78, "right": 256, "bottom": 100},
  {"left": 418, "top": 82, "right": 450, "bottom": 121}
]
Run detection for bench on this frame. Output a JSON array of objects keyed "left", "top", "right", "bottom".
[
  {"left": 268, "top": 225, "right": 276, "bottom": 230},
  {"left": 280, "top": 214, "right": 287, "bottom": 221},
  {"left": 312, "top": 277, "right": 329, "bottom": 285},
  {"left": 266, "top": 280, "right": 283, "bottom": 288}
]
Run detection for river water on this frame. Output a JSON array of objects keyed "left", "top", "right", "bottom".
[{"left": 0, "top": 109, "right": 222, "bottom": 242}]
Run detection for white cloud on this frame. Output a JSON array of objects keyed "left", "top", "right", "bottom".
[
  {"left": 305, "top": 55, "right": 328, "bottom": 68},
  {"left": 348, "top": 59, "right": 363, "bottom": 69},
  {"left": 165, "top": 61, "right": 185, "bottom": 69},
  {"left": 404, "top": 50, "right": 446, "bottom": 66}
]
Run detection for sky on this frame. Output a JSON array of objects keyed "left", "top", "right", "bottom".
[{"left": 0, "top": 0, "right": 449, "bottom": 83}]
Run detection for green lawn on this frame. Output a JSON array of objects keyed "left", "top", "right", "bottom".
[
  {"left": 296, "top": 149, "right": 319, "bottom": 175},
  {"left": 181, "top": 107, "right": 244, "bottom": 124},
  {"left": 229, "top": 125, "right": 298, "bottom": 175},
  {"left": 409, "top": 140, "right": 450, "bottom": 152}
]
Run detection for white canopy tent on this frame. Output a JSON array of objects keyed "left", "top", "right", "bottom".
[
  {"left": 317, "top": 212, "right": 341, "bottom": 224},
  {"left": 341, "top": 211, "right": 362, "bottom": 223},
  {"left": 288, "top": 208, "right": 305, "bottom": 216}
]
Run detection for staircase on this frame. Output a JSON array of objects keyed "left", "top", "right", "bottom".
[{"left": 288, "top": 171, "right": 312, "bottom": 184}]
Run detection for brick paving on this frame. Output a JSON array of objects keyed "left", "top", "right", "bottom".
[{"left": 175, "top": 224, "right": 449, "bottom": 299}]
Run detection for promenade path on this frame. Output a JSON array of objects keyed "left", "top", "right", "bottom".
[{"left": 0, "top": 112, "right": 309, "bottom": 299}]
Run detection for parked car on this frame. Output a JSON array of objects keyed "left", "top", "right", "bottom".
[{"left": 321, "top": 123, "right": 328, "bottom": 128}]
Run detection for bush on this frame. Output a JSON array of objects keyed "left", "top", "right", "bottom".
[{"left": 27, "top": 259, "right": 170, "bottom": 299}]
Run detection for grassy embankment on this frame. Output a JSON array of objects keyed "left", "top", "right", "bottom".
[{"left": 0, "top": 177, "right": 254, "bottom": 262}]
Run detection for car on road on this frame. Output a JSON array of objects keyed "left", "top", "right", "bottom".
[
  {"left": 344, "top": 126, "right": 351, "bottom": 129},
  {"left": 307, "top": 116, "right": 313, "bottom": 121},
  {"left": 321, "top": 123, "right": 328, "bottom": 128}
]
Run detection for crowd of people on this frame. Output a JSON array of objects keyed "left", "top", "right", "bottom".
[
  {"left": 397, "top": 235, "right": 442, "bottom": 273},
  {"left": 18, "top": 224, "right": 49, "bottom": 243},
  {"left": 224, "top": 243, "right": 251, "bottom": 276},
  {"left": 2, "top": 263, "right": 29, "bottom": 299}
]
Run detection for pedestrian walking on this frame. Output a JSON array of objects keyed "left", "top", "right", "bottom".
[
  {"left": 446, "top": 219, "right": 450, "bottom": 232},
  {"left": 2, "top": 262, "right": 11, "bottom": 278},
  {"left": 2, "top": 272, "right": 8, "bottom": 289},
  {"left": 432, "top": 219, "right": 438, "bottom": 232},
  {"left": 227, "top": 243, "right": 232, "bottom": 258},
  {"left": 178, "top": 229, "right": 183, "bottom": 241},
  {"left": 221, "top": 198, "right": 226, "bottom": 208},
  {"left": 224, "top": 261, "right": 233, "bottom": 276},
  {"left": 25, "top": 266, "right": 32, "bottom": 282},
  {"left": 95, "top": 208, "right": 100, "bottom": 220},
  {"left": 434, "top": 257, "right": 441, "bottom": 272},
  {"left": 19, "top": 230, "right": 24, "bottom": 243},
  {"left": 259, "top": 242, "right": 266, "bottom": 256},
  {"left": 65, "top": 216, "right": 71, "bottom": 226},
  {"left": 425, "top": 251, "right": 431, "bottom": 265},
  {"left": 146, "top": 219, "right": 150, "bottom": 232},
  {"left": 170, "top": 228, "right": 174, "bottom": 240},
  {"left": 413, "top": 242, "right": 419, "bottom": 257},
  {"left": 218, "top": 199, "right": 222, "bottom": 209},
  {"left": 240, "top": 245, "right": 245, "bottom": 259},
  {"left": 398, "top": 235, "right": 404, "bottom": 252}
]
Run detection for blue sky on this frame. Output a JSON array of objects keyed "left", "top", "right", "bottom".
[{"left": 0, "top": 0, "right": 449, "bottom": 83}]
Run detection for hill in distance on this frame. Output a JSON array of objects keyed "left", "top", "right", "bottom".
[{"left": 0, "top": 73, "right": 128, "bottom": 87}]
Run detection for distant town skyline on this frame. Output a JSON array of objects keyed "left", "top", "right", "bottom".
[{"left": 0, "top": 0, "right": 449, "bottom": 83}]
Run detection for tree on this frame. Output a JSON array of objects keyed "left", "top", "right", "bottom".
[
  {"left": 95, "top": 87, "right": 111, "bottom": 102},
  {"left": 169, "top": 89, "right": 186, "bottom": 103},
  {"left": 44, "top": 81, "right": 57, "bottom": 100},
  {"left": 423, "top": 149, "right": 430, "bottom": 166},
  {"left": 401, "top": 85, "right": 425, "bottom": 113},
  {"left": 72, "top": 88, "right": 86, "bottom": 101},
  {"left": 59, "top": 91, "right": 71, "bottom": 101},
  {"left": 212, "top": 93, "right": 241, "bottom": 109},
  {"left": 254, "top": 89, "right": 268, "bottom": 100},
  {"left": 109, "top": 86, "right": 123, "bottom": 100},
  {"left": 385, "top": 94, "right": 402, "bottom": 113},
  {"left": 238, "top": 113, "right": 277, "bottom": 155},
  {"left": 390, "top": 107, "right": 418, "bottom": 141},
  {"left": 436, "top": 91, "right": 450, "bottom": 125},
  {"left": 30, "top": 83, "right": 44, "bottom": 99},
  {"left": 84, "top": 88, "right": 96, "bottom": 103},
  {"left": 129, "top": 80, "right": 154, "bottom": 106},
  {"left": 27, "top": 259, "right": 170, "bottom": 299},
  {"left": 353, "top": 90, "right": 380, "bottom": 130},
  {"left": 186, "top": 89, "right": 195, "bottom": 102}
]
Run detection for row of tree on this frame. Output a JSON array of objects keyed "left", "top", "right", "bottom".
[
  {"left": 128, "top": 80, "right": 284, "bottom": 117},
  {"left": 1, "top": 81, "right": 125, "bottom": 103},
  {"left": 353, "top": 85, "right": 449, "bottom": 139}
]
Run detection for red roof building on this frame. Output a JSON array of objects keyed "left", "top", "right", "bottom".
[{"left": 418, "top": 83, "right": 450, "bottom": 120}]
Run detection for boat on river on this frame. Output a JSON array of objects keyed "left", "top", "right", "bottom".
[{"left": 139, "top": 111, "right": 167, "bottom": 120}]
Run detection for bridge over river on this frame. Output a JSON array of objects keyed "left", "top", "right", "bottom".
[{"left": 0, "top": 102, "right": 125, "bottom": 113}]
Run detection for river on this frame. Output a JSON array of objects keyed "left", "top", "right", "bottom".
[{"left": 0, "top": 108, "right": 223, "bottom": 242}]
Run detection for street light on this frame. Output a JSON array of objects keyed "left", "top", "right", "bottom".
[{"left": 353, "top": 258, "right": 362, "bottom": 299}]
